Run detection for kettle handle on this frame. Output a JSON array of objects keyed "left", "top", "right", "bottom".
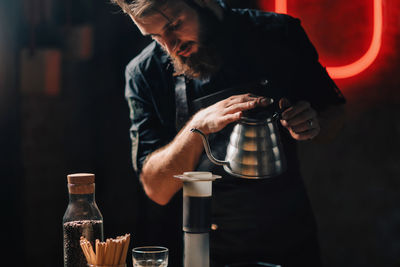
[{"left": 190, "top": 128, "right": 230, "bottom": 167}]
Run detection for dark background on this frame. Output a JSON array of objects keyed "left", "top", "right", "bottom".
[{"left": 1, "top": 0, "right": 399, "bottom": 266}]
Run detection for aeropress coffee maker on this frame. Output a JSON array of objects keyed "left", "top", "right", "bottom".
[{"left": 174, "top": 171, "right": 221, "bottom": 267}]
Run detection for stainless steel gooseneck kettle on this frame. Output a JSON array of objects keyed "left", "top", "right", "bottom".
[{"left": 191, "top": 101, "right": 287, "bottom": 179}]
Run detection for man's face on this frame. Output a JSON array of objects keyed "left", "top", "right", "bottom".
[{"left": 130, "top": 0, "right": 222, "bottom": 79}]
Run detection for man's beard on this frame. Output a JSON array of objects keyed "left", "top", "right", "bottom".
[
  {"left": 170, "top": 42, "right": 222, "bottom": 80},
  {"left": 168, "top": 5, "right": 223, "bottom": 80}
]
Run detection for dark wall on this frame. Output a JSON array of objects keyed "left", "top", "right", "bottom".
[
  {"left": 0, "top": 0, "right": 399, "bottom": 267},
  {"left": 293, "top": 1, "right": 400, "bottom": 266},
  {"left": 0, "top": 0, "right": 25, "bottom": 265}
]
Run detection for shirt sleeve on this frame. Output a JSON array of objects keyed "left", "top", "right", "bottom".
[
  {"left": 125, "top": 63, "right": 168, "bottom": 176},
  {"left": 285, "top": 17, "right": 346, "bottom": 111}
]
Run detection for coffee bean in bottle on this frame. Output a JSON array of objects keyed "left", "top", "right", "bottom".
[{"left": 62, "top": 173, "right": 103, "bottom": 267}]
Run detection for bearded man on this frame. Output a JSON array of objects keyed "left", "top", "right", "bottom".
[{"left": 111, "top": 0, "right": 346, "bottom": 266}]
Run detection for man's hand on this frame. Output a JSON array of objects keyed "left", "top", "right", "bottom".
[
  {"left": 190, "top": 93, "right": 269, "bottom": 135},
  {"left": 279, "top": 98, "right": 320, "bottom": 140}
]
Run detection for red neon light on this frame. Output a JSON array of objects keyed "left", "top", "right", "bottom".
[
  {"left": 326, "top": 0, "right": 382, "bottom": 79},
  {"left": 275, "top": 0, "right": 287, "bottom": 13},
  {"left": 266, "top": 0, "right": 383, "bottom": 79}
]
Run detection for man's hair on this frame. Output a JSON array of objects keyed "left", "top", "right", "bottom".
[{"left": 110, "top": 0, "right": 173, "bottom": 18}]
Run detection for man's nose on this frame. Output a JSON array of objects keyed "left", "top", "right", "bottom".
[{"left": 163, "top": 33, "right": 180, "bottom": 55}]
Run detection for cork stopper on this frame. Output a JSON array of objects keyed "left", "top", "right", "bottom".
[{"left": 67, "top": 173, "right": 95, "bottom": 194}]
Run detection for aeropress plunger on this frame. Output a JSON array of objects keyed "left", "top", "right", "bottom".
[{"left": 174, "top": 171, "right": 221, "bottom": 267}]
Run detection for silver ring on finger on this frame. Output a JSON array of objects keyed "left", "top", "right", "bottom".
[{"left": 307, "top": 119, "right": 314, "bottom": 128}]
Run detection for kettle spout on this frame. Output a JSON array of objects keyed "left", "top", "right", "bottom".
[{"left": 190, "top": 128, "right": 229, "bottom": 167}]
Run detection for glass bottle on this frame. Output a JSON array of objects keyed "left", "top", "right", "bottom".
[{"left": 63, "top": 173, "right": 104, "bottom": 267}]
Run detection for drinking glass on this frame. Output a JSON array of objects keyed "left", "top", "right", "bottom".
[{"left": 132, "top": 246, "right": 168, "bottom": 267}]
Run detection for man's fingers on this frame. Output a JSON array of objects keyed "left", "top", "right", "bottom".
[
  {"left": 290, "top": 119, "right": 320, "bottom": 134},
  {"left": 279, "top": 98, "right": 291, "bottom": 110},
  {"left": 277, "top": 99, "right": 322, "bottom": 141},
  {"left": 225, "top": 100, "right": 257, "bottom": 114},
  {"left": 224, "top": 93, "right": 264, "bottom": 107},
  {"left": 281, "top": 101, "right": 310, "bottom": 120},
  {"left": 256, "top": 97, "right": 274, "bottom": 107},
  {"left": 282, "top": 109, "right": 317, "bottom": 127},
  {"left": 224, "top": 94, "right": 272, "bottom": 110},
  {"left": 290, "top": 127, "right": 320, "bottom": 140},
  {"left": 225, "top": 94, "right": 254, "bottom": 106}
]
